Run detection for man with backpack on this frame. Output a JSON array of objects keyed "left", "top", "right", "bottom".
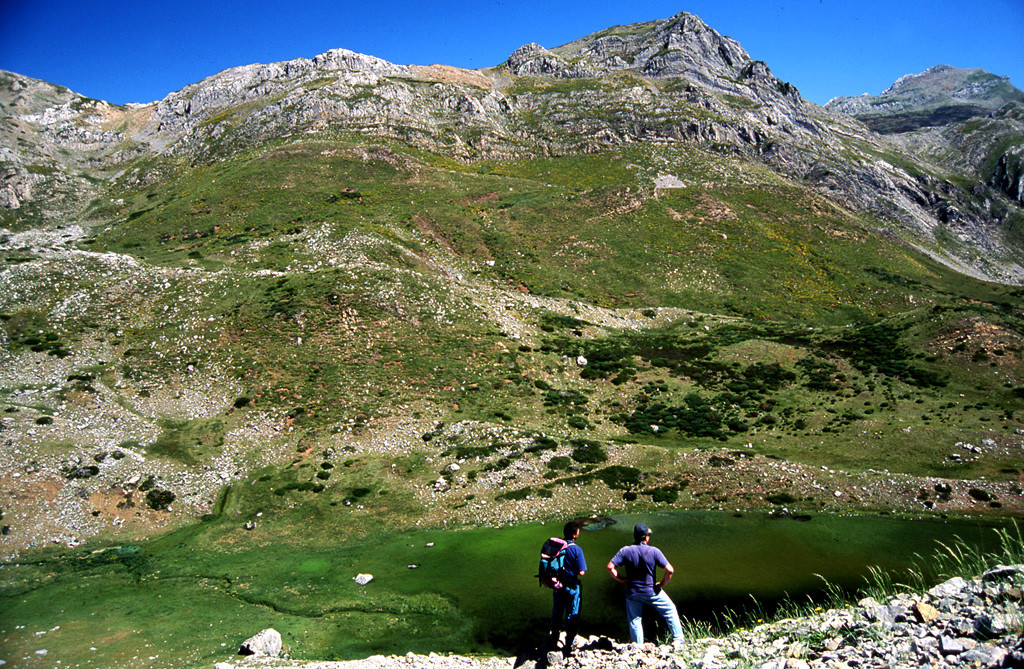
[
  {"left": 606, "top": 523, "right": 684, "bottom": 650},
  {"left": 543, "top": 521, "right": 587, "bottom": 656}
]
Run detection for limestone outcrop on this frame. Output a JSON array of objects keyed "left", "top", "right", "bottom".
[{"left": 2, "top": 13, "right": 1023, "bottom": 281}]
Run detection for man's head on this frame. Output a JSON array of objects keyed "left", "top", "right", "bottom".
[
  {"left": 633, "top": 523, "right": 652, "bottom": 544},
  {"left": 564, "top": 521, "right": 582, "bottom": 540}
]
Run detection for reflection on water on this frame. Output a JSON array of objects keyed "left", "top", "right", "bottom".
[{"left": 378, "top": 511, "right": 1012, "bottom": 652}]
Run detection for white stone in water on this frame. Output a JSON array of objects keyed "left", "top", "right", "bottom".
[{"left": 354, "top": 573, "right": 373, "bottom": 585}]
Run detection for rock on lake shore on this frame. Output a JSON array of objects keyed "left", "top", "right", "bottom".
[{"left": 217, "top": 564, "right": 1023, "bottom": 669}]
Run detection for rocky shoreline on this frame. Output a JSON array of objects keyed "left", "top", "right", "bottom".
[{"left": 216, "top": 564, "right": 1023, "bottom": 669}]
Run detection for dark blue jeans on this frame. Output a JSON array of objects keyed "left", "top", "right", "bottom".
[{"left": 549, "top": 584, "right": 581, "bottom": 648}]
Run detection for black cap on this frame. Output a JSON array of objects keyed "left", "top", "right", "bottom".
[{"left": 633, "top": 523, "right": 652, "bottom": 543}]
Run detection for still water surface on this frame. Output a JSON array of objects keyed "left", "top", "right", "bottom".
[{"left": 367, "top": 511, "right": 1011, "bottom": 649}]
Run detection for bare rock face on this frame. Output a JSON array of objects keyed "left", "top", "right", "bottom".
[
  {"left": 239, "top": 628, "right": 282, "bottom": 657},
  {"left": 1, "top": 12, "right": 1023, "bottom": 282},
  {"left": 994, "top": 144, "right": 1024, "bottom": 204},
  {"left": 0, "top": 162, "right": 34, "bottom": 209},
  {"left": 828, "top": 65, "right": 1024, "bottom": 119},
  {"left": 506, "top": 44, "right": 591, "bottom": 78},
  {"left": 508, "top": 12, "right": 799, "bottom": 106}
]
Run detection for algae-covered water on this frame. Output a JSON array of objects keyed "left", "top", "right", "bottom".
[{"left": 0, "top": 511, "right": 1012, "bottom": 667}]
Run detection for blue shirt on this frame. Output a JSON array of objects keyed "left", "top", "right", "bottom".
[
  {"left": 560, "top": 541, "right": 587, "bottom": 588},
  {"left": 610, "top": 543, "right": 668, "bottom": 596}
]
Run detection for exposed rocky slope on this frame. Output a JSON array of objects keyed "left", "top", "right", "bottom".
[
  {"left": 826, "top": 65, "right": 1024, "bottom": 132},
  {"left": 826, "top": 66, "right": 1024, "bottom": 208},
  {"left": 3, "top": 14, "right": 1024, "bottom": 281}
]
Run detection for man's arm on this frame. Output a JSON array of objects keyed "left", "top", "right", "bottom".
[
  {"left": 606, "top": 560, "right": 627, "bottom": 583},
  {"left": 658, "top": 561, "right": 674, "bottom": 589}
]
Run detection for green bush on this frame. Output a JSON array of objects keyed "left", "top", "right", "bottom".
[
  {"left": 543, "top": 389, "right": 588, "bottom": 407},
  {"left": 274, "top": 481, "right": 326, "bottom": 495},
  {"left": 766, "top": 491, "right": 797, "bottom": 505},
  {"left": 547, "top": 456, "right": 573, "bottom": 470},
  {"left": 145, "top": 488, "right": 176, "bottom": 510},
  {"left": 496, "top": 486, "right": 532, "bottom": 501},
  {"left": 570, "top": 440, "right": 607, "bottom": 464},
  {"left": 526, "top": 436, "right": 559, "bottom": 452},
  {"left": 594, "top": 465, "right": 642, "bottom": 490},
  {"left": 648, "top": 487, "right": 679, "bottom": 504},
  {"left": 567, "top": 416, "right": 592, "bottom": 429}
]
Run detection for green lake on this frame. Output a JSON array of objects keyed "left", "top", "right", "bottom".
[
  {"left": 0, "top": 510, "right": 1015, "bottom": 667},
  {"left": 391, "top": 511, "right": 1013, "bottom": 650}
]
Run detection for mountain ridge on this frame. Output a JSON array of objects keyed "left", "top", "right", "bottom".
[
  {"left": 3, "top": 14, "right": 1023, "bottom": 284},
  {"left": 826, "top": 64, "right": 1024, "bottom": 123}
]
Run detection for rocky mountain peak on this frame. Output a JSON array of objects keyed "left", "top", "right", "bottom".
[
  {"left": 825, "top": 65, "right": 1024, "bottom": 130},
  {"left": 3, "top": 12, "right": 1023, "bottom": 284},
  {"left": 880, "top": 64, "right": 1018, "bottom": 103},
  {"left": 506, "top": 12, "right": 798, "bottom": 104}
]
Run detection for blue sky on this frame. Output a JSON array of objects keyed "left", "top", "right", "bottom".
[{"left": 1, "top": 0, "right": 1021, "bottom": 106}]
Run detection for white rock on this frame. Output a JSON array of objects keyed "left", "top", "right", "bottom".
[
  {"left": 239, "top": 628, "right": 282, "bottom": 657},
  {"left": 354, "top": 573, "right": 374, "bottom": 585}
]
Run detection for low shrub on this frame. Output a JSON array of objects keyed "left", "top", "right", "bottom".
[
  {"left": 145, "top": 488, "right": 176, "bottom": 510},
  {"left": 570, "top": 440, "right": 608, "bottom": 464}
]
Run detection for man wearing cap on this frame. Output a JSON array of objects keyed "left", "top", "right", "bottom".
[{"left": 606, "top": 523, "right": 684, "bottom": 649}]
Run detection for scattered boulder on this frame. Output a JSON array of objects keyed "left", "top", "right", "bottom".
[
  {"left": 354, "top": 573, "right": 373, "bottom": 585},
  {"left": 929, "top": 575, "right": 968, "bottom": 598},
  {"left": 238, "top": 628, "right": 282, "bottom": 657}
]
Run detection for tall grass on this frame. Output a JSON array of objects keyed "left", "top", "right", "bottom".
[
  {"left": 686, "top": 522, "right": 1023, "bottom": 642},
  {"left": 864, "top": 522, "right": 1024, "bottom": 601}
]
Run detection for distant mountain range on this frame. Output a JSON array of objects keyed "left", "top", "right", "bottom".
[{"left": 826, "top": 64, "right": 1024, "bottom": 133}]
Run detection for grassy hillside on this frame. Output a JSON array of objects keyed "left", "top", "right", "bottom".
[
  {"left": 3, "top": 90, "right": 1024, "bottom": 669},
  {"left": 4, "top": 132, "right": 1008, "bottom": 485}
]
